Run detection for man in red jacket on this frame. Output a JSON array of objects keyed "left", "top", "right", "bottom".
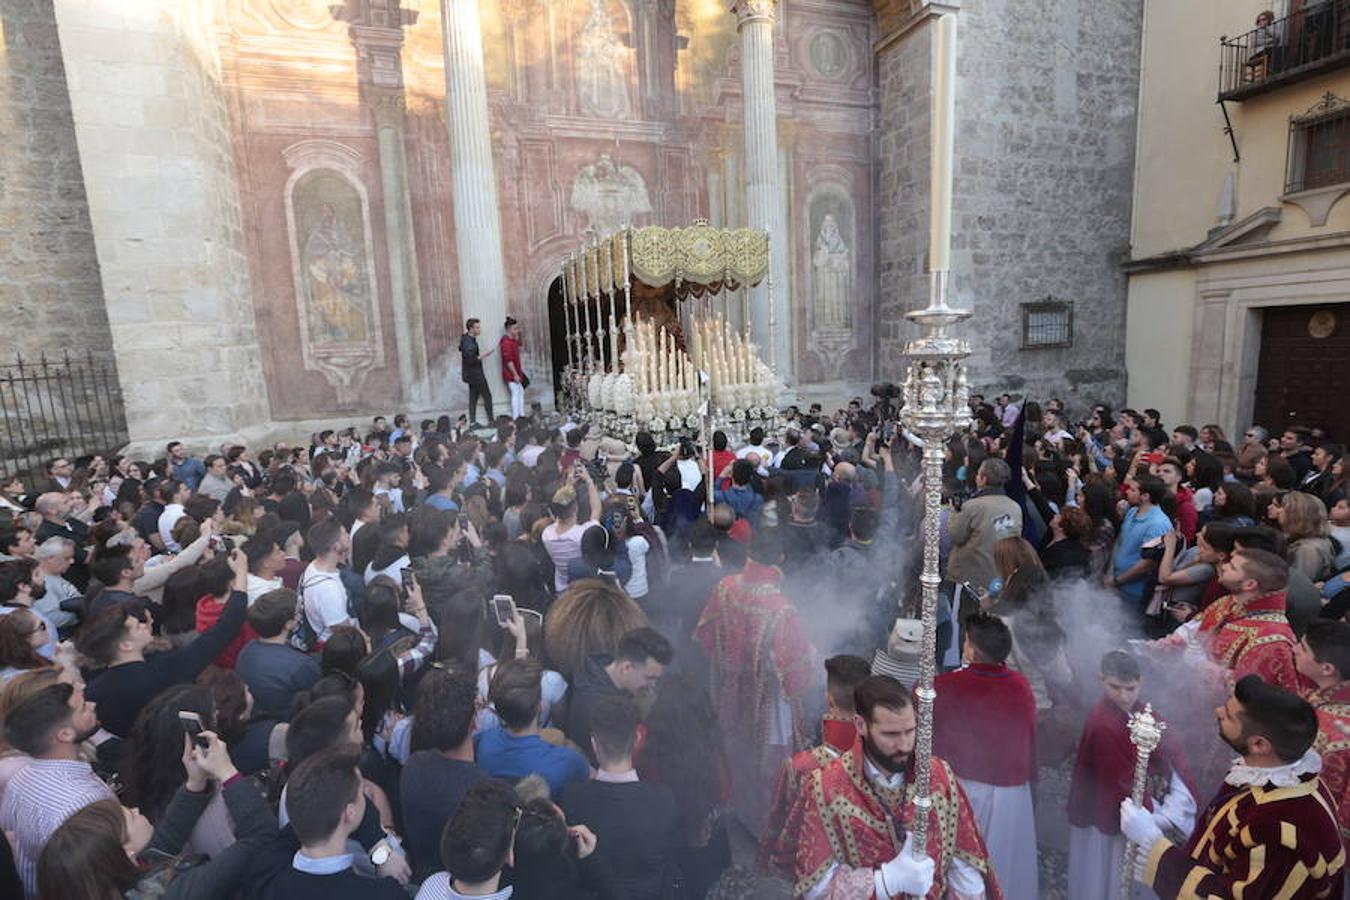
[
  {"left": 500, "top": 316, "right": 527, "bottom": 419},
  {"left": 933, "top": 612, "right": 1039, "bottom": 899}
]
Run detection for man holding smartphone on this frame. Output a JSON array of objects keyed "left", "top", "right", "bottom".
[{"left": 541, "top": 469, "right": 602, "bottom": 594}]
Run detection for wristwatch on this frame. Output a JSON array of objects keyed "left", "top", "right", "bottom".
[{"left": 369, "top": 834, "right": 401, "bottom": 866}]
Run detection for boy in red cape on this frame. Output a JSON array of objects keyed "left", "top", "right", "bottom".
[
  {"left": 761, "top": 654, "right": 870, "bottom": 876},
  {"left": 1067, "top": 649, "right": 1197, "bottom": 900}
]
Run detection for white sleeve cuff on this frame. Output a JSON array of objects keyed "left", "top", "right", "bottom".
[{"left": 947, "top": 857, "right": 986, "bottom": 897}]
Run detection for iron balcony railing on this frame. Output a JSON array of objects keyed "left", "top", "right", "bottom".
[
  {"left": 1219, "top": 2, "right": 1350, "bottom": 101},
  {"left": 0, "top": 352, "right": 128, "bottom": 490}
]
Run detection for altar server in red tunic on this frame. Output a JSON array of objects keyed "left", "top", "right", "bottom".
[
  {"left": 1295, "top": 619, "right": 1350, "bottom": 867},
  {"left": 1153, "top": 547, "right": 1300, "bottom": 692},
  {"left": 932, "top": 613, "right": 1038, "bottom": 900},
  {"left": 1121, "top": 674, "right": 1346, "bottom": 899},
  {"left": 762, "top": 653, "right": 871, "bottom": 876},
  {"left": 792, "top": 675, "right": 1002, "bottom": 900},
  {"left": 695, "top": 528, "right": 819, "bottom": 838},
  {"left": 1067, "top": 650, "right": 1197, "bottom": 900}
]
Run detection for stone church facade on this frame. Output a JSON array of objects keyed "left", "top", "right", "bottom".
[{"left": 0, "top": 0, "right": 1141, "bottom": 449}]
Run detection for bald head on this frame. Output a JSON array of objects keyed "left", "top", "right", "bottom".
[
  {"left": 35, "top": 493, "right": 66, "bottom": 518},
  {"left": 833, "top": 462, "right": 856, "bottom": 484}
]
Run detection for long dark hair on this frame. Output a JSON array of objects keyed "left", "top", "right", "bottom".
[
  {"left": 158, "top": 566, "right": 204, "bottom": 636},
  {"left": 0, "top": 609, "right": 52, "bottom": 673},
  {"left": 37, "top": 798, "right": 141, "bottom": 900},
  {"left": 1080, "top": 479, "right": 1120, "bottom": 529},
  {"left": 120, "top": 684, "right": 216, "bottom": 823},
  {"left": 197, "top": 665, "right": 251, "bottom": 745}
]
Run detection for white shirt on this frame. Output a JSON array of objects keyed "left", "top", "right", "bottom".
[
  {"left": 541, "top": 521, "right": 596, "bottom": 593},
  {"left": 246, "top": 573, "right": 282, "bottom": 605},
  {"left": 365, "top": 554, "right": 411, "bottom": 586},
  {"left": 624, "top": 535, "right": 650, "bottom": 599},
  {"left": 300, "top": 563, "right": 351, "bottom": 641},
  {"left": 158, "top": 503, "right": 187, "bottom": 552}
]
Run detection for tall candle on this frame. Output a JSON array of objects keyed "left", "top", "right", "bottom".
[{"left": 929, "top": 13, "right": 957, "bottom": 274}]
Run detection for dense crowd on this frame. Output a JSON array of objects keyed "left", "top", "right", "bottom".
[{"left": 0, "top": 391, "right": 1345, "bottom": 899}]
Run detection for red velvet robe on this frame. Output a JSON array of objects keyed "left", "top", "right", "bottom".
[
  {"left": 791, "top": 742, "right": 1003, "bottom": 899},
  {"left": 932, "top": 663, "right": 1037, "bottom": 787},
  {"left": 1196, "top": 590, "right": 1300, "bottom": 692},
  {"left": 1066, "top": 697, "right": 1195, "bottom": 835},
  {"left": 695, "top": 560, "right": 819, "bottom": 837},
  {"left": 1306, "top": 679, "right": 1350, "bottom": 852},
  {"left": 761, "top": 715, "right": 858, "bottom": 876},
  {"left": 1141, "top": 773, "right": 1345, "bottom": 899}
]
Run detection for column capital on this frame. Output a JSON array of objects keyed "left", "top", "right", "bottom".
[
  {"left": 727, "top": 0, "right": 777, "bottom": 27},
  {"left": 365, "top": 84, "right": 407, "bottom": 127}
]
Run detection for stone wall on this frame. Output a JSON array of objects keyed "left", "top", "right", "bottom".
[
  {"left": 52, "top": 0, "right": 271, "bottom": 447},
  {"left": 876, "top": 0, "right": 1142, "bottom": 414},
  {"left": 0, "top": 0, "right": 113, "bottom": 364}
]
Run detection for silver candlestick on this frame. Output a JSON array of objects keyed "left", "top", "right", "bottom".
[
  {"left": 1120, "top": 703, "right": 1167, "bottom": 898},
  {"left": 898, "top": 267, "right": 971, "bottom": 858}
]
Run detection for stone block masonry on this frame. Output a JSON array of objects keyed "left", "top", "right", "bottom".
[
  {"left": 52, "top": 0, "right": 271, "bottom": 449},
  {"left": 875, "top": 0, "right": 1142, "bottom": 414},
  {"left": 0, "top": 0, "right": 116, "bottom": 366}
]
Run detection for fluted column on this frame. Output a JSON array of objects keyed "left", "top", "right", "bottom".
[
  {"left": 729, "top": 0, "right": 791, "bottom": 381},
  {"left": 442, "top": 0, "right": 508, "bottom": 403}
]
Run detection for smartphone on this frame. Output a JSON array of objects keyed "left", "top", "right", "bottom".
[
  {"left": 178, "top": 711, "right": 209, "bottom": 750},
  {"left": 457, "top": 515, "right": 469, "bottom": 532},
  {"left": 491, "top": 594, "right": 516, "bottom": 627},
  {"left": 400, "top": 568, "right": 415, "bottom": 592}
]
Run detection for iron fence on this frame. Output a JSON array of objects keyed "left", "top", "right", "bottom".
[
  {"left": 0, "top": 352, "right": 128, "bottom": 488},
  {"left": 1219, "top": 2, "right": 1350, "bottom": 100}
]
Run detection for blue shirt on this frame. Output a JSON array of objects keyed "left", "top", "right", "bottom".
[
  {"left": 1112, "top": 505, "right": 1172, "bottom": 600},
  {"left": 474, "top": 727, "right": 589, "bottom": 796},
  {"left": 171, "top": 457, "right": 206, "bottom": 491},
  {"left": 713, "top": 484, "right": 764, "bottom": 524},
  {"left": 426, "top": 494, "right": 460, "bottom": 513}
]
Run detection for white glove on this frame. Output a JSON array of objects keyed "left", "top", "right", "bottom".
[
  {"left": 1120, "top": 798, "right": 1164, "bottom": 849},
  {"left": 878, "top": 834, "right": 936, "bottom": 898}
]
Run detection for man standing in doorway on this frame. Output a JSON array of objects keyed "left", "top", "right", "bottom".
[
  {"left": 460, "top": 317, "right": 494, "bottom": 426},
  {"left": 500, "top": 316, "right": 528, "bottom": 420}
]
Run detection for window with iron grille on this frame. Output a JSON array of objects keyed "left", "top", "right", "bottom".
[
  {"left": 1286, "top": 99, "right": 1350, "bottom": 193},
  {"left": 1021, "top": 301, "right": 1073, "bottom": 349}
]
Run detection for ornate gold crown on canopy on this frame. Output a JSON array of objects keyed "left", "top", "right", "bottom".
[{"left": 562, "top": 219, "right": 769, "bottom": 302}]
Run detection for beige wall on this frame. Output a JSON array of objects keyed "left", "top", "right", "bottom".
[
  {"left": 1127, "top": 0, "right": 1350, "bottom": 437},
  {"left": 1131, "top": 0, "right": 1350, "bottom": 256},
  {"left": 1125, "top": 268, "right": 1197, "bottom": 425}
]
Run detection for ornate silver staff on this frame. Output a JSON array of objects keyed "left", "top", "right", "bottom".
[{"left": 1120, "top": 703, "right": 1167, "bottom": 899}]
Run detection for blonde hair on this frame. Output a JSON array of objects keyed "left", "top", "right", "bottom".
[
  {"left": 1279, "top": 491, "right": 1330, "bottom": 542},
  {"left": 543, "top": 578, "right": 646, "bottom": 679}
]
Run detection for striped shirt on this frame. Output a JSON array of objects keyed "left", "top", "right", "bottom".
[{"left": 0, "top": 757, "right": 115, "bottom": 898}]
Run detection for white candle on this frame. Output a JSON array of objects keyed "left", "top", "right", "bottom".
[{"left": 929, "top": 13, "right": 957, "bottom": 274}]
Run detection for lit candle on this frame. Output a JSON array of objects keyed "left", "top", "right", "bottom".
[{"left": 929, "top": 13, "right": 957, "bottom": 274}]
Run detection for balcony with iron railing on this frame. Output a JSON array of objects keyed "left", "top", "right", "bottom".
[{"left": 1219, "top": 2, "right": 1350, "bottom": 102}]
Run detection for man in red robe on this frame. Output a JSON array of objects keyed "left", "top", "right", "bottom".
[
  {"left": 932, "top": 613, "right": 1038, "bottom": 899},
  {"left": 762, "top": 653, "right": 871, "bottom": 876},
  {"left": 791, "top": 675, "right": 1002, "bottom": 899},
  {"left": 1067, "top": 650, "right": 1197, "bottom": 900},
  {"left": 1296, "top": 619, "right": 1350, "bottom": 859},
  {"left": 695, "top": 528, "right": 819, "bottom": 838},
  {"left": 1153, "top": 547, "right": 1299, "bottom": 692},
  {"left": 1121, "top": 674, "right": 1346, "bottom": 898}
]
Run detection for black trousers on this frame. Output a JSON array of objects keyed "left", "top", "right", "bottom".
[{"left": 467, "top": 376, "right": 494, "bottom": 423}]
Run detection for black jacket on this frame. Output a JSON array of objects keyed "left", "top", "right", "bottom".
[
  {"left": 564, "top": 655, "right": 624, "bottom": 763},
  {"left": 460, "top": 333, "right": 484, "bottom": 383}
]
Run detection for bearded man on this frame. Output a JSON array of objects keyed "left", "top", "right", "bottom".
[
  {"left": 790, "top": 675, "right": 1002, "bottom": 899},
  {"left": 1120, "top": 674, "right": 1345, "bottom": 898}
]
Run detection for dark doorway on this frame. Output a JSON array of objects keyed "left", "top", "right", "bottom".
[
  {"left": 546, "top": 277, "right": 568, "bottom": 403},
  {"left": 1252, "top": 303, "right": 1350, "bottom": 443}
]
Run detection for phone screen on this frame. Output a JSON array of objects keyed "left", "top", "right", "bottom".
[
  {"left": 491, "top": 594, "right": 516, "bottom": 627},
  {"left": 178, "top": 711, "right": 208, "bottom": 749}
]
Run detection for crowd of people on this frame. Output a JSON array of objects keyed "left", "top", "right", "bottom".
[{"left": 0, "top": 386, "right": 1346, "bottom": 899}]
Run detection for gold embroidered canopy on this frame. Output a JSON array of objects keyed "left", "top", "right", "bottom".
[{"left": 561, "top": 220, "right": 769, "bottom": 302}]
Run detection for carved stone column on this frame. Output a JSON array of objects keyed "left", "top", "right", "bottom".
[
  {"left": 441, "top": 0, "right": 509, "bottom": 406},
  {"left": 344, "top": 1, "right": 430, "bottom": 406},
  {"left": 728, "top": 0, "right": 791, "bottom": 380}
]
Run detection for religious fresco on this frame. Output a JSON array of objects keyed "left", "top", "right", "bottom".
[{"left": 218, "top": 0, "right": 878, "bottom": 418}]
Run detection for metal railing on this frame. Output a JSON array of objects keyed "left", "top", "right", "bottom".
[
  {"left": 1220, "top": 2, "right": 1350, "bottom": 100},
  {"left": 0, "top": 352, "right": 128, "bottom": 487},
  {"left": 1287, "top": 106, "right": 1350, "bottom": 192}
]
